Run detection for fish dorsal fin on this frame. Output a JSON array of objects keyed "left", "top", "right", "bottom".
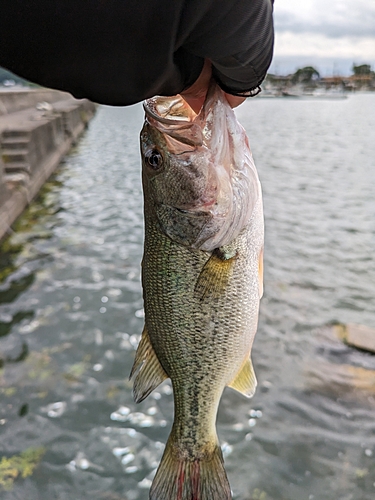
[
  {"left": 258, "top": 247, "right": 264, "bottom": 299},
  {"left": 228, "top": 357, "right": 257, "bottom": 398},
  {"left": 130, "top": 325, "right": 168, "bottom": 403},
  {"left": 194, "top": 248, "right": 236, "bottom": 301}
]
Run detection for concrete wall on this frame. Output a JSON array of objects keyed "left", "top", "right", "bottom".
[
  {"left": 0, "top": 152, "right": 5, "bottom": 205},
  {"left": 0, "top": 88, "right": 74, "bottom": 116},
  {"left": 0, "top": 89, "right": 96, "bottom": 241}
]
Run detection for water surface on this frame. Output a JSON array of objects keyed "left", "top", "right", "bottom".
[{"left": 1, "top": 94, "right": 375, "bottom": 500}]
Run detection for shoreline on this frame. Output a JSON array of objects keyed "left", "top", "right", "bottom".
[{"left": 0, "top": 89, "right": 96, "bottom": 242}]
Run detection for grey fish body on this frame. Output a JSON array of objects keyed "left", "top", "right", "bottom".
[
  {"left": 131, "top": 85, "right": 264, "bottom": 500},
  {"left": 143, "top": 191, "right": 263, "bottom": 448},
  {"left": 144, "top": 209, "right": 219, "bottom": 449}
]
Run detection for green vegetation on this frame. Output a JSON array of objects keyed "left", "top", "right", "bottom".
[
  {"left": 63, "top": 354, "right": 91, "bottom": 382},
  {"left": 26, "top": 351, "right": 54, "bottom": 382},
  {"left": 352, "top": 64, "right": 373, "bottom": 76},
  {"left": 0, "top": 173, "right": 62, "bottom": 283},
  {"left": 0, "top": 447, "right": 45, "bottom": 491},
  {"left": 0, "top": 387, "right": 17, "bottom": 397},
  {"left": 265, "top": 62, "right": 375, "bottom": 93},
  {"left": 291, "top": 66, "right": 320, "bottom": 85},
  {"left": 251, "top": 488, "right": 268, "bottom": 500}
]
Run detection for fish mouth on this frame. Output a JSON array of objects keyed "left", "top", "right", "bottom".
[
  {"left": 144, "top": 96, "right": 203, "bottom": 149},
  {"left": 171, "top": 207, "right": 207, "bottom": 219},
  {"left": 143, "top": 96, "right": 197, "bottom": 125},
  {"left": 163, "top": 201, "right": 215, "bottom": 217}
]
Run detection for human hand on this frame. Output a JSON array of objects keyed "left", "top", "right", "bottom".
[{"left": 180, "top": 59, "right": 246, "bottom": 114}]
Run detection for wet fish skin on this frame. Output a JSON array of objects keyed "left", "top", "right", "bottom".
[{"left": 131, "top": 85, "right": 264, "bottom": 500}]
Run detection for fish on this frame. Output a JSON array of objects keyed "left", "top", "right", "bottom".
[{"left": 130, "top": 82, "right": 264, "bottom": 500}]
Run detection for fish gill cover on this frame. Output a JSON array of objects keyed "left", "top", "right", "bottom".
[{"left": 143, "top": 83, "right": 261, "bottom": 251}]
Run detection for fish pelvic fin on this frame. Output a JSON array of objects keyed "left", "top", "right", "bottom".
[
  {"left": 129, "top": 325, "right": 168, "bottom": 403},
  {"left": 227, "top": 357, "right": 257, "bottom": 398},
  {"left": 194, "top": 248, "right": 237, "bottom": 301},
  {"left": 150, "top": 434, "right": 232, "bottom": 500}
]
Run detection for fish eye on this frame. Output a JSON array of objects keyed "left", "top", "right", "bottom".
[{"left": 146, "top": 149, "right": 163, "bottom": 170}]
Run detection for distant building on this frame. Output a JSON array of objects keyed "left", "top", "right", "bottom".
[
  {"left": 320, "top": 76, "right": 345, "bottom": 88},
  {"left": 265, "top": 71, "right": 375, "bottom": 94},
  {"left": 344, "top": 74, "right": 374, "bottom": 91}
]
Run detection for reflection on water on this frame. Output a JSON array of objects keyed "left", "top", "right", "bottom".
[{"left": 1, "top": 95, "right": 375, "bottom": 500}]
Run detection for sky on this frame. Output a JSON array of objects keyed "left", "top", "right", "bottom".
[{"left": 269, "top": 0, "right": 375, "bottom": 76}]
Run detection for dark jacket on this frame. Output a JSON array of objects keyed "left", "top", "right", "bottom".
[{"left": 0, "top": 0, "right": 274, "bottom": 105}]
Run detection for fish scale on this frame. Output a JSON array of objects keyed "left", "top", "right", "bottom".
[{"left": 131, "top": 83, "right": 264, "bottom": 500}]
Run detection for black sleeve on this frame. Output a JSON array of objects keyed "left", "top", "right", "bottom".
[{"left": 0, "top": 0, "right": 274, "bottom": 106}]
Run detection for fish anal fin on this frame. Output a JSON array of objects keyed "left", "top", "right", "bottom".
[
  {"left": 195, "top": 248, "right": 236, "bottom": 301},
  {"left": 228, "top": 357, "right": 257, "bottom": 398},
  {"left": 258, "top": 247, "right": 264, "bottom": 298},
  {"left": 130, "top": 325, "right": 168, "bottom": 403}
]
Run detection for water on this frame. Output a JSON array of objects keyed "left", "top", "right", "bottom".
[{"left": 1, "top": 94, "right": 375, "bottom": 500}]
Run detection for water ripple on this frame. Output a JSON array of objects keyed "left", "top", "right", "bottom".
[{"left": 1, "top": 97, "right": 375, "bottom": 499}]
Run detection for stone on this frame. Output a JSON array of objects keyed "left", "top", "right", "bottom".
[
  {"left": 343, "top": 323, "right": 375, "bottom": 354},
  {"left": 0, "top": 333, "right": 28, "bottom": 364}
]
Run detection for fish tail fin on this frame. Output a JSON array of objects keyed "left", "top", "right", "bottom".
[{"left": 150, "top": 434, "right": 231, "bottom": 500}]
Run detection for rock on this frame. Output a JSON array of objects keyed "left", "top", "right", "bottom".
[
  {"left": 335, "top": 323, "right": 375, "bottom": 354},
  {"left": 304, "top": 323, "right": 375, "bottom": 400},
  {"left": 0, "top": 333, "right": 28, "bottom": 364}
]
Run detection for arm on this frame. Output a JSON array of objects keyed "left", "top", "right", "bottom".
[{"left": 0, "top": 0, "right": 274, "bottom": 106}]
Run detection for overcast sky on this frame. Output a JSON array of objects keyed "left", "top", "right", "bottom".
[{"left": 269, "top": 0, "right": 375, "bottom": 76}]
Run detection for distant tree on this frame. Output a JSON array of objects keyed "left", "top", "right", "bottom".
[
  {"left": 291, "top": 66, "right": 320, "bottom": 85},
  {"left": 352, "top": 64, "right": 372, "bottom": 75}
]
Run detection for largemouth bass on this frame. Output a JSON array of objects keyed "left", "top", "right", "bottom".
[{"left": 130, "top": 83, "right": 264, "bottom": 500}]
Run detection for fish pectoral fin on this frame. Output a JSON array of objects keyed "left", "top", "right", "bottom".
[
  {"left": 194, "top": 248, "right": 236, "bottom": 301},
  {"left": 227, "top": 357, "right": 257, "bottom": 398},
  {"left": 130, "top": 325, "right": 168, "bottom": 403}
]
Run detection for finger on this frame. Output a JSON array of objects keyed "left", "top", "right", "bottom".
[
  {"left": 181, "top": 59, "right": 212, "bottom": 113},
  {"left": 224, "top": 94, "right": 247, "bottom": 108}
]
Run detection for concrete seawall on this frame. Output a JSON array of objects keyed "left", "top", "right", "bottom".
[{"left": 0, "top": 88, "right": 96, "bottom": 241}]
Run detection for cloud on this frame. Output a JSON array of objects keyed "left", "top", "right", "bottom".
[
  {"left": 271, "top": 0, "right": 375, "bottom": 73},
  {"left": 275, "top": 32, "right": 375, "bottom": 59},
  {"left": 274, "top": 0, "right": 375, "bottom": 39}
]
